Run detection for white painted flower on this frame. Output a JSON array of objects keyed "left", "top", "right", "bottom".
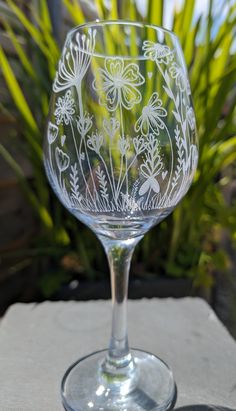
[
  {"left": 87, "top": 131, "right": 103, "bottom": 154},
  {"left": 54, "top": 90, "right": 75, "bottom": 125},
  {"left": 53, "top": 29, "right": 96, "bottom": 93},
  {"left": 135, "top": 92, "right": 167, "bottom": 136},
  {"left": 186, "top": 106, "right": 196, "bottom": 131},
  {"left": 47, "top": 121, "right": 58, "bottom": 144},
  {"left": 55, "top": 147, "right": 70, "bottom": 172},
  {"left": 93, "top": 58, "right": 145, "bottom": 111},
  {"left": 103, "top": 117, "right": 120, "bottom": 139},
  {"left": 133, "top": 136, "right": 146, "bottom": 154},
  {"left": 142, "top": 41, "right": 174, "bottom": 64},
  {"left": 169, "top": 63, "right": 190, "bottom": 93},
  {"left": 76, "top": 112, "right": 93, "bottom": 135},
  {"left": 118, "top": 136, "right": 130, "bottom": 155}
]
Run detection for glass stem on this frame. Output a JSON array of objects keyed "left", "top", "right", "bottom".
[{"left": 98, "top": 235, "right": 143, "bottom": 388}]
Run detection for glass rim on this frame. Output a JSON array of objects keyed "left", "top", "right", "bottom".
[{"left": 66, "top": 19, "right": 180, "bottom": 60}]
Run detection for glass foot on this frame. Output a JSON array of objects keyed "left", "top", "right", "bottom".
[{"left": 61, "top": 349, "right": 176, "bottom": 411}]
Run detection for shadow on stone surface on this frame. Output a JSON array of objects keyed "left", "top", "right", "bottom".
[{"left": 175, "top": 406, "right": 236, "bottom": 411}]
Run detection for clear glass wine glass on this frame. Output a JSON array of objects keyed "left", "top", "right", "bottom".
[{"left": 44, "top": 20, "right": 198, "bottom": 411}]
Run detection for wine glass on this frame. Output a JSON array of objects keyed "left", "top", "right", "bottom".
[{"left": 44, "top": 20, "right": 198, "bottom": 411}]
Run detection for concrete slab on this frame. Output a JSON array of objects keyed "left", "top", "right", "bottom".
[{"left": 0, "top": 298, "right": 235, "bottom": 411}]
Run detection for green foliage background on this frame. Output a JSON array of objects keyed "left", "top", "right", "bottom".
[{"left": 0, "top": 0, "right": 236, "bottom": 296}]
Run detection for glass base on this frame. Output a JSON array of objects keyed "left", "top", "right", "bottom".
[{"left": 61, "top": 349, "right": 176, "bottom": 411}]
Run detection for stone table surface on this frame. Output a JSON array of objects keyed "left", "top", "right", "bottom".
[{"left": 0, "top": 298, "right": 236, "bottom": 411}]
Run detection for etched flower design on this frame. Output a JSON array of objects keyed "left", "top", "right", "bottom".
[
  {"left": 119, "top": 136, "right": 130, "bottom": 156},
  {"left": 186, "top": 106, "right": 196, "bottom": 131},
  {"left": 139, "top": 165, "right": 162, "bottom": 195},
  {"left": 135, "top": 92, "right": 167, "bottom": 136},
  {"left": 53, "top": 29, "right": 96, "bottom": 93},
  {"left": 76, "top": 112, "right": 93, "bottom": 135},
  {"left": 133, "top": 136, "right": 146, "bottom": 154},
  {"left": 103, "top": 117, "right": 120, "bottom": 139},
  {"left": 183, "top": 144, "right": 198, "bottom": 175},
  {"left": 55, "top": 147, "right": 70, "bottom": 172},
  {"left": 47, "top": 121, "right": 58, "bottom": 144},
  {"left": 139, "top": 162, "right": 162, "bottom": 195},
  {"left": 54, "top": 90, "right": 75, "bottom": 125},
  {"left": 142, "top": 41, "right": 174, "bottom": 64},
  {"left": 87, "top": 131, "right": 103, "bottom": 154},
  {"left": 139, "top": 135, "right": 163, "bottom": 195},
  {"left": 93, "top": 58, "right": 145, "bottom": 111},
  {"left": 169, "top": 63, "right": 190, "bottom": 93},
  {"left": 121, "top": 193, "right": 139, "bottom": 212}
]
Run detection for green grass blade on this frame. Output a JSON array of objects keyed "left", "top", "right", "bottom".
[
  {"left": 94, "top": 0, "right": 106, "bottom": 19},
  {"left": 147, "top": 0, "right": 164, "bottom": 26},
  {"left": 110, "top": 0, "right": 119, "bottom": 19},
  {"left": 130, "top": 2, "right": 139, "bottom": 57},
  {"left": 62, "top": 0, "right": 85, "bottom": 24},
  {"left": 179, "top": 0, "right": 195, "bottom": 50},
  {"left": 0, "top": 143, "right": 53, "bottom": 229},
  {"left": 39, "top": 0, "right": 52, "bottom": 32},
  {"left": 32, "top": 8, "right": 60, "bottom": 64},
  {"left": 205, "top": 69, "right": 235, "bottom": 139},
  {"left": 184, "top": 15, "right": 201, "bottom": 67},
  {"left": 2, "top": 19, "right": 36, "bottom": 79},
  {"left": 0, "top": 45, "right": 39, "bottom": 134},
  {"left": 129, "top": 0, "right": 138, "bottom": 21},
  {"left": 212, "top": 136, "right": 236, "bottom": 171},
  {"left": 7, "top": 0, "right": 54, "bottom": 64}
]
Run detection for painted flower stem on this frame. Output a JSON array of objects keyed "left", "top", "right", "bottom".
[
  {"left": 125, "top": 155, "right": 129, "bottom": 196},
  {"left": 117, "top": 154, "right": 138, "bottom": 197},
  {"left": 116, "top": 103, "right": 125, "bottom": 199},
  {"left": 76, "top": 83, "right": 98, "bottom": 199},
  {"left": 109, "top": 144, "right": 117, "bottom": 204},
  {"left": 98, "top": 152, "right": 116, "bottom": 200},
  {"left": 69, "top": 119, "right": 93, "bottom": 202},
  {"left": 157, "top": 62, "right": 188, "bottom": 155},
  {"left": 144, "top": 187, "right": 152, "bottom": 209},
  {"left": 59, "top": 170, "right": 62, "bottom": 188},
  {"left": 49, "top": 144, "right": 53, "bottom": 172},
  {"left": 161, "top": 123, "right": 174, "bottom": 201},
  {"left": 156, "top": 62, "right": 190, "bottom": 204}
]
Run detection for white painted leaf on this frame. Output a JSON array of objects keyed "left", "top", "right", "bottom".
[
  {"left": 163, "top": 85, "right": 172, "bottom": 99},
  {"left": 139, "top": 180, "right": 150, "bottom": 196},
  {"left": 172, "top": 110, "right": 181, "bottom": 122},
  {"left": 176, "top": 93, "right": 180, "bottom": 109}
]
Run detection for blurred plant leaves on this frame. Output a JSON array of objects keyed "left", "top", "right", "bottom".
[
  {"left": 0, "top": 0, "right": 235, "bottom": 294},
  {"left": 0, "top": 45, "right": 39, "bottom": 135}
]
